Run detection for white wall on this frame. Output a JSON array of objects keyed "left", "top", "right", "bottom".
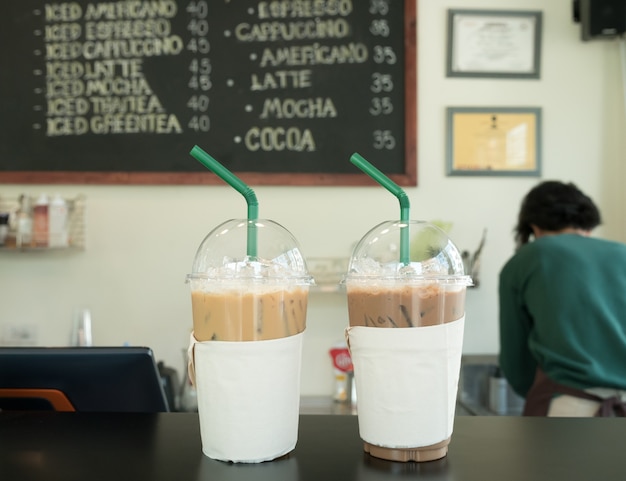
[{"left": 1, "top": 0, "right": 625, "bottom": 396}]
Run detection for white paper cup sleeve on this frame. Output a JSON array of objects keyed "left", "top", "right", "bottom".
[
  {"left": 189, "top": 332, "right": 304, "bottom": 463},
  {"left": 346, "top": 317, "right": 465, "bottom": 449}
]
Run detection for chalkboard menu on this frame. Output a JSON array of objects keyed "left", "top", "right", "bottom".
[{"left": 0, "top": 0, "right": 416, "bottom": 185}]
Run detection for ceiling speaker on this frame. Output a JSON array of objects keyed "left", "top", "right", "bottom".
[{"left": 574, "top": 0, "right": 626, "bottom": 40}]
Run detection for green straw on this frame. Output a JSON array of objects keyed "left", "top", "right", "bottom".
[
  {"left": 190, "top": 145, "right": 258, "bottom": 257},
  {"left": 350, "top": 152, "right": 410, "bottom": 265}
]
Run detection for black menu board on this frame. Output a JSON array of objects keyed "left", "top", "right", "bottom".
[{"left": 0, "top": 0, "right": 416, "bottom": 185}]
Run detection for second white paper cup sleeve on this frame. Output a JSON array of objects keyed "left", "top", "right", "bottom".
[
  {"left": 188, "top": 332, "right": 303, "bottom": 463},
  {"left": 346, "top": 317, "right": 465, "bottom": 449}
]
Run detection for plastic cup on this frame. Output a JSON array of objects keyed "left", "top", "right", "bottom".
[
  {"left": 186, "top": 219, "right": 313, "bottom": 463},
  {"left": 344, "top": 220, "right": 472, "bottom": 462}
]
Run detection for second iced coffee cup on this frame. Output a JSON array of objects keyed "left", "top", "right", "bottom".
[{"left": 344, "top": 153, "right": 472, "bottom": 463}]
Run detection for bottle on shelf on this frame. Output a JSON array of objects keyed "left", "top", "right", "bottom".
[
  {"left": 49, "top": 194, "right": 69, "bottom": 248},
  {"left": 0, "top": 212, "right": 9, "bottom": 246},
  {"left": 16, "top": 194, "right": 33, "bottom": 248},
  {"left": 32, "top": 194, "right": 49, "bottom": 248}
]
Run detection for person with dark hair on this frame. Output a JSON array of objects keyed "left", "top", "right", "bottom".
[{"left": 498, "top": 180, "right": 626, "bottom": 417}]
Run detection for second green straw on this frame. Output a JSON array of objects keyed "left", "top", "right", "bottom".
[{"left": 350, "top": 153, "right": 410, "bottom": 265}]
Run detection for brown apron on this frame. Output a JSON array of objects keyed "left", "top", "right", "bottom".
[{"left": 523, "top": 369, "right": 626, "bottom": 417}]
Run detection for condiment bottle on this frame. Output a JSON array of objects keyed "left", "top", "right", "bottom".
[
  {"left": 32, "top": 193, "right": 49, "bottom": 248},
  {"left": 16, "top": 194, "right": 33, "bottom": 248},
  {"left": 0, "top": 212, "right": 9, "bottom": 246},
  {"left": 329, "top": 340, "right": 354, "bottom": 403},
  {"left": 49, "top": 194, "right": 69, "bottom": 248}
]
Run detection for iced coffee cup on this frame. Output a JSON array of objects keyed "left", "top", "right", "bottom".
[
  {"left": 186, "top": 146, "right": 314, "bottom": 463},
  {"left": 344, "top": 220, "right": 472, "bottom": 462},
  {"left": 187, "top": 218, "right": 313, "bottom": 463}
]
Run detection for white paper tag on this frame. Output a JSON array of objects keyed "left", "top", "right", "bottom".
[
  {"left": 190, "top": 332, "right": 304, "bottom": 463},
  {"left": 346, "top": 317, "right": 465, "bottom": 448}
]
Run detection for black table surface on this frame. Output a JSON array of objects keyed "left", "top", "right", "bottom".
[{"left": 1, "top": 412, "right": 624, "bottom": 481}]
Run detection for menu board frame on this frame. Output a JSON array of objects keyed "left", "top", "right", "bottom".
[{"left": 0, "top": 1, "right": 417, "bottom": 186}]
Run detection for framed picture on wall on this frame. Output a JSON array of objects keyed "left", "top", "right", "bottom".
[
  {"left": 446, "top": 107, "right": 542, "bottom": 177},
  {"left": 446, "top": 9, "right": 543, "bottom": 79}
]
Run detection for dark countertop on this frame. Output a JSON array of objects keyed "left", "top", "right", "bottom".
[
  {"left": 1, "top": 412, "right": 624, "bottom": 480},
  {"left": 300, "top": 395, "right": 357, "bottom": 415},
  {"left": 300, "top": 395, "right": 474, "bottom": 416}
]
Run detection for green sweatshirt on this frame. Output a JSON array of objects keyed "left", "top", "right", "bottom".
[{"left": 498, "top": 234, "right": 626, "bottom": 397}]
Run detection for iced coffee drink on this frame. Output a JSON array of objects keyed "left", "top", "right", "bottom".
[
  {"left": 191, "top": 286, "right": 308, "bottom": 341},
  {"left": 347, "top": 283, "right": 465, "bottom": 328}
]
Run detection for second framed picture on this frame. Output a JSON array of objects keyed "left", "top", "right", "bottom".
[{"left": 446, "top": 107, "right": 542, "bottom": 177}]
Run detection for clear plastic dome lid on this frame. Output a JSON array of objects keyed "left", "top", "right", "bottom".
[
  {"left": 187, "top": 219, "right": 314, "bottom": 285},
  {"left": 345, "top": 220, "right": 473, "bottom": 284}
]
